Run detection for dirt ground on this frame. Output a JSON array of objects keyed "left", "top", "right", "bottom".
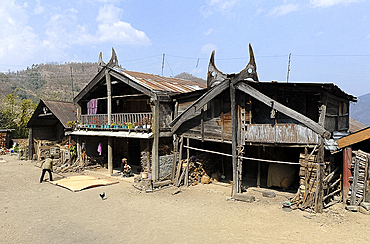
[{"left": 1, "top": 154, "right": 369, "bottom": 244}]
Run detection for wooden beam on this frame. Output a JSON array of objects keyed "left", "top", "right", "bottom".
[
  {"left": 337, "top": 127, "right": 370, "bottom": 149},
  {"left": 343, "top": 147, "right": 352, "bottom": 202},
  {"left": 235, "top": 82, "right": 331, "bottom": 139},
  {"left": 151, "top": 98, "right": 160, "bottom": 181},
  {"left": 106, "top": 70, "right": 112, "bottom": 125},
  {"left": 108, "top": 137, "right": 113, "bottom": 175},
  {"left": 171, "top": 80, "right": 230, "bottom": 133},
  {"left": 185, "top": 138, "right": 190, "bottom": 187},
  {"left": 314, "top": 140, "right": 325, "bottom": 213},
  {"left": 230, "top": 83, "right": 239, "bottom": 196},
  {"left": 28, "top": 128, "right": 33, "bottom": 160},
  {"left": 174, "top": 136, "right": 184, "bottom": 186},
  {"left": 171, "top": 135, "right": 179, "bottom": 182},
  {"left": 350, "top": 157, "right": 359, "bottom": 206}
]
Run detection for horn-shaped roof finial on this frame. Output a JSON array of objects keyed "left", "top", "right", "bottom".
[
  {"left": 233, "top": 43, "right": 259, "bottom": 83},
  {"left": 98, "top": 52, "right": 106, "bottom": 71},
  {"left": 107, "top": 48, "right": 118, "bottom": 67},
  {"left": 207, "top": 50, "right": 227, "bottom": 88}
]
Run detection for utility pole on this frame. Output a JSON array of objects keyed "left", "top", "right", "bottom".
[
  {"left": 286, "top": 53, "right": 291, "bottom": 83},
  {"left": 161, "top": 53, "right": 165, "bottom": 76},
  {"left": 70, "top": 66, "right": 74, "bottom": 101}
]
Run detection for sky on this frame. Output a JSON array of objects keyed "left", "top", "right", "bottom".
[{"left": 1, "top": 0, "right": 370, "bottom": 97}]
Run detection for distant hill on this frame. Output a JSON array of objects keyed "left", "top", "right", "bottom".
[
  {"left": 175, "top": 72, "right": 206, "bottom": 84},
  {"left": 350, "top": 93, "right": 370, "bottom": 126},
  {"left": 0, "top": 64, "right": 205, "bottom": 103},
  {"left": 0, "top": 62, "right": 98, "bottom": 102}
]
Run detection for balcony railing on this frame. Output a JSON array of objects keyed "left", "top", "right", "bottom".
[{"left": 80, "top": 112, "right": 152, "bottom": 126}]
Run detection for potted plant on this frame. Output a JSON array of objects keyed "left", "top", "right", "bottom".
[
  {"left": 128, "top": 122, "right": 133, "bottom": 129},
  {"left": 122, "top": 122, "right": 128, "bottom": 129}
]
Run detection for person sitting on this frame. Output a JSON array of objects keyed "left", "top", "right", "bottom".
[{"left": 121, "top": 158, "right": 133, "bottom": 177}]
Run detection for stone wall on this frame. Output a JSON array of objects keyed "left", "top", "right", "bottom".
[{"left": 159, "top": 154, "right": 173, "bottom": 180}]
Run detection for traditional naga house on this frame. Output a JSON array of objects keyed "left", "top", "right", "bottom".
[
  {"left": 71, "top": 49, "right": 206, "bottom": 181},
  {"left": 170, "top": 44, "right": 356, "bottom": 212},
  {"left": 27, "top": 99, "right": 76, "bottom": 160}
]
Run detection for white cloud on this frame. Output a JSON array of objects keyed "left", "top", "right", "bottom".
[
  {"left": 268, "top": 4, "right": 299, "bottom": 17},
  {"left": 200, "top": 0, "right": 240, "bottom": 17},
  {"left": 95, "top": 4, "right": 151, "bottom": 46},
  {"left": 310, "top": 0, "right": 364, "bottom": 8},
  {"left": 201, "top": 43, "right": 217, "bottom": 54},
  {"left": 0, "top": 0, "right": 42, "bottom": 69},
  {"left": 0, "top": 2, "right": 151, "bottom": 71},
  {"left": 34, "top": 0, "right": 44, "bottom": 15},
  {"left": 203, "top": 28, "right": 213, "bottom": 36}
]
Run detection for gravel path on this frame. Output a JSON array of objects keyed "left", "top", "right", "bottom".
[{"left": 1, "top": 154, "right": 369, "bottom": 244}]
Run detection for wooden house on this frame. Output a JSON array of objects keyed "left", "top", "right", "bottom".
[
  {"left": 71, "top": 49, "right": 206, "bottom": 181},
  {"left": 27, "top": 99, "right": 76, "bottom": 159},
  {"left": 170, "top": 44, "right": 356, "bottom": 212}
]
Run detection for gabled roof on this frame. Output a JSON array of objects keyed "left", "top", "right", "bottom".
[
  {"left": 27, "top": 100, "right": 76, "bottom": 128},
  {"left": 170, "top": 44, "right": 333, "bottom": 139},
  {"left": 74, "top": 49, "right": 206, "bottom": 103}
]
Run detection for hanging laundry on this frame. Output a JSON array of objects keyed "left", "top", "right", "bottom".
[
  {"left": 87, "top": 99, "right": 98, "bottom": 115},
  {"left": 97, "top": 143, "right": 102, "bottom": 156}
]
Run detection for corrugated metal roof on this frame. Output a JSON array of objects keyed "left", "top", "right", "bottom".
[{"left": 112, "top": 68, "right": 207, "bottom": 94}]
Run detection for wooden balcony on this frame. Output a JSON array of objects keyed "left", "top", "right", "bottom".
[{"left": 80, "top": 112, "right": 152, "bottom": 129}]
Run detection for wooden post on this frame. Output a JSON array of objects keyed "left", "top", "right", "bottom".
[
  {"left": 108, "top": 137, "right": 113, "bottom": 175},
  {"left": 174, "top": 136, "right": 184, "bottom": 185},
  {"left": 314, "top": 140, "right": 325, "bottom": 213},
  {"left": 185, "top": 138, "right": 190, "bottom": 187},
  {"left": 350, "top": 158, "right": 359, "bottom": 205},
  {"left": 28, "top": 128, "right": 33, "bottom": 160},
  {"left": 343, "top": 147, "right": 352, "bottom": 202},
  {"left": 230, "top": 83, "right": 239, "bottom": 196},
  {"left": 201, "top": 108, "right": 205, "bottom": 142},
  {"left": 171, "top": 135, "right": 179, "bottom": 182},
  {"left": 151, "top": 98, "right": 160, "bottom": 181},
  {"left": 76, "top": 136, "right": 82, "bottom": 166},
  {"left": 105, "top": 70, "right": 112, "bottom": 125}
]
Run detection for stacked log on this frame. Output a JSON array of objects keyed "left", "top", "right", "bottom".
[
  {"left": 188, "top": 158, "right": 206, "bottom": 185},
  {"left": 291, "top": 153, "right": 319, "bottom": 209},
  {"left": 140, "top": 150, "right": 150, "bottom": 172},
  {"left": 348, "top": 150, "right": 369, "bottom": 205}
]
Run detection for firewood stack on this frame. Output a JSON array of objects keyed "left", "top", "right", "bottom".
[
  {"left": 188, "top": 157, "right": 206, "bottom": 185},
  {"left": 292, "top": 149, "right": 341, "bottom": 211},
  {"left": 140, "top": 150, "right": 150, "bottom": 172},
  {"left": 291, "top": 153, "right": 319, "bottom": 209}
]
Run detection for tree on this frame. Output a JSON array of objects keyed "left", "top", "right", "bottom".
[{"left": 0, "top": 93, "right": 37, "bottom": 138}]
